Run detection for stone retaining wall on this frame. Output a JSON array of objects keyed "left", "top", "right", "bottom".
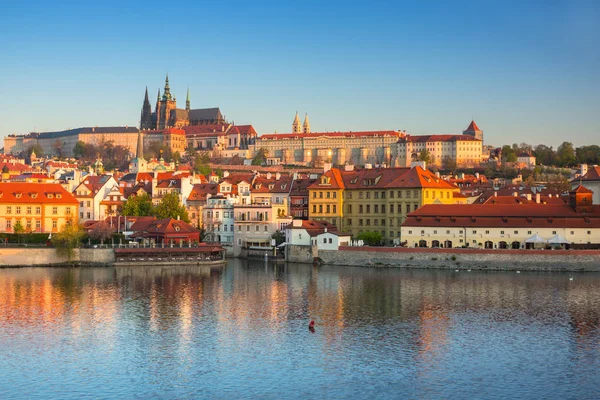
[
  {"left": 320, "top": 247, "right": 600, "bottom": 271},
  {"left": 0, "top": 248, "right": 115, "bottom": 267}
]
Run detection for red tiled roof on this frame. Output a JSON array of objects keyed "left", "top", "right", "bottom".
[
  {"left": 187, "top": 183, "right": 219, "bottom": 202},
  {"left": 0, "top": 182, "right": 78, "bottom": 204},
  {"left": 399, "top": 134, "right": 481, "bottom": 143},
  {"left": 183, "top": 124, "right": 230, "bottom": 136},
  {"left": 404, "top": 203, "right": 600, "bottom": 228},
  {"left": 259, "top": 130, "right": 402, "bottom": 140},
  {"left": 573, "top": 184, "right": 594, "bottom": 194},
  {"left": 465, "top": 120, "right": 480, "bottom": 132},
  {"left": 386, "top": 166, "right": 457, "bottom": 189},
  {"left": 251, "top": 175, "right": 293, "bottom": 193},
  {"left": 308, "top": 168, "right": 345, "bottom": 190}
]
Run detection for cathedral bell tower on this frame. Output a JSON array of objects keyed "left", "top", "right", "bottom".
[
  {"left": 156, "top": 74, "right": 177, "bottom": 129},
  {"left": 292, "top": 111, "right": 302, "bottom": 133}
]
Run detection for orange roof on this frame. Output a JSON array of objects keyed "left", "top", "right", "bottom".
[
  {"left": 465, "top": 120, "right": 480, "bottom": 131},
  {"left": 0, "top": 182, "right": 78, "bottom": 204},
  {"left": 572, "top": 185, "right": 594, "bottom": 194},
  {"left": 399, "top": 134, "right": 481, "bottom": 143},
  {"left": 386, "top": 166, "right": 457, "bottom": 189},
  {"left": 259, "top": 130, "right": 402, "bottom": 140},
  {"left": 308, "top": 168, "right": 345, "bottom": 190}
]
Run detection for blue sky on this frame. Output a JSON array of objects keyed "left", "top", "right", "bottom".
[{"left": 0, "top": 0, "right": 598, "bottom": 148}]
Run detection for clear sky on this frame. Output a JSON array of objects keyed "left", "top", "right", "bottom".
[{"left": 0, "top": 0, "right": 598, "bottom": 148}]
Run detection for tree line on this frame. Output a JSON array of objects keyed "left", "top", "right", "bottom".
[{"left": 500, "top": 142, "right": 599, "bottom": 167}]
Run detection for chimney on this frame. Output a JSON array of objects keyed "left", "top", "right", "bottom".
[
  {"left": 275, "top": 172, "right": 281, "bottom": 180},
  {"left": 223, "top": 170, "right": 229, "bottom": 178},
  {"left": 494, "top": 191, "right": 497, "bottom": 197},
  {"left": 344, "top": 164, "right": 354, "bottom": 171},
  {"left": 513, "top": 192, "right": 518, "bottom": 197},
  {"left": 323, "top": 162, "right": 332, "bottom": 173},
  {"left": 266, "top": 172, "right": 272, "bottom": 179},
  {"left": 526, "top": 193, "right": 532, "bottom": 201},
  {"left": 475, "top": 172, "right": 480, "bottom": 179},
  {"left": 536, "top": 193, "right": 540, "bottom": 204}
]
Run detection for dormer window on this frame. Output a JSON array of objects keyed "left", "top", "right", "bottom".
[
  {"left": 31, "top": 193, "right": 38, "bottom": 199},
  {"left": 56, "top": 194, "right": 62, "bottom": 199},
  {"left": 15, "top": 193, "right": 22, "bottom": 198},
  {"left": 47, "top": 194, "right": 54, "bottom": 199}
]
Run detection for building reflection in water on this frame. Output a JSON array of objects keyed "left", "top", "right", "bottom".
[{"left": 0, "top": 265, "right": 599, "bottom": 380}]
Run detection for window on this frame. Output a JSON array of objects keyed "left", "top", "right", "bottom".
[
  {"left": 366, "top": 205, "right": 371, "bottom": 213},
  {"left": 313, "top": 205, "right": 316, "bottom": 213},
  {"left": 552, "top": 231, "right": 557, "bottom": 234},
  {"left": 528, "top": 231, "right": 532, "bottom": 235},
  {"left": 500, "top": 231, "right": 504, "bottom": 235},
  {"left": 346, "top": 192, "right": 352, "bottom": 199},
  {"left": 326, "top": 192, "right": 330, "bottom": 199},
  {"left": 52, "top": 207, "right": 58, "bottom": 215},
  {"left": 359, "top": 192, "right": 363, "bottom": 199},
  {"left": 374, "top": 192, "right": 379, "bottom": 199},
  {"left": 514, "top": 230, "right": 518, "bottom": 234},
  {"left": 86, "top": 201, "right": 91, "bottom": 207},
  {"left": 434, "top": 230, "right": 437, "bottom": 234},
  {"left": 381, "top": 192, "right": 385, "bottom": 199},
  {"left": 329, "top": 238, "right": 332, "bottom": 244},
  {"left": 319, "top": 205, "right": 323, "bottom": 213},
  {"left": 16, "top": 207, "right": 21, "bottom": 215},
  {"left": 80, "top": 212, "right": 83, "bottom": 218},
  {"left": 347, "top": 219, "right": 352, "bottom": 225},
  {"left": 66, "top": 207, "right": 71, "bottom": 215},
  {"left": 6, "top": 221, "right": 11, "bottom": 229},
  {"left": 52, "top": 220, "right": 57, "bottom": 229},
  {"left": 366, "top": 192, "right": 371, "bottom": 199},
  {"left": 374, "top": 205, "right": 379, "bottom": 213},
  {"left": 381, "top": 205, "right": 385, "bottom": 213},
  {"left": 359, "top": 205, "right": 363, "bottom": 214},
  {"left": 264, "top": 226, "right": 268, "bottom": 231},
  {"left": 347, "top": 205, "right": 352, "bottom": 213},
  {"left": 359, "top": 219, "right": 363, "bottom": 226},
  {"left": 408, "top": 230, "right": 412, "bottom": 234},
  {"left": 366, "top": 219, "right": 370, "bottom": 226},
  {"left": 398, "top": 191, "right": 402, "bottom": 198},
  {"left": 6, "top": 206, "right": 11, "bottom": 214},
  {"left": 588, "top": 231, "right": 591, "bottom": 235},
  {"left": 446, "top": 230, "right": 450, "bottom": 234},
  {"left": 26, "top": 207, "right": 32, "bottom": 214},
  {"left": 333, "top": 192, "right": 337, "bottom": 199},
  {"left": 319, "top": 192, "right": 323, "bottom": 198},
  {"left": 381, "top": 219, "right": 385, "bottom": 226},
  {"left": 36, "top": 220, "right": 41, "bottom": 230},
  {"left": 333, "top": 205, "right": 337, "bottom": 213},
  {"left": 238, "top": 225, "right": 242, "bottom": 231},
  {"left": 246, "top": 225, "right": 250, "bottom": 231},
  {"left": 80, "top": 201, "right": 84, "bottom": 207},
  {"left": 473, "top": 230, "right": 477, "bottom": 234},
  {"left": 390, "top": 191, "right": 394, "bottom": 199},
  {"left": 326, "top": 205, "right": 330, "bottom": 213},
  {"left": 313, "top": 192, "right": 316, "bottom": 199}
]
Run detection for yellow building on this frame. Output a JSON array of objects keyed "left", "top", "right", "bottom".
[
  {"left": 0, "top": 182, "right": 79, "bottom": 233},
  {"left": 307, "top": 168, "right": 345, "bottom": 227},
  {"left": 340, "top": 166, "right": 461, "bottom": 244}
]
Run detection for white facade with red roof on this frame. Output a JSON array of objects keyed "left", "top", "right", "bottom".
[{"left": 73, "top": 175, "right": 117, "bottom": 222}]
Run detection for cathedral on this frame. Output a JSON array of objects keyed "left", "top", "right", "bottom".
[{"left": 140, "top": 75, "right": 225, "bottom": 130}]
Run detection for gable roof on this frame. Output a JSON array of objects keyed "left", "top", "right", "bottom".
[
  {"left": 188, "top": 108, "right": 223, "bottom": 122},
  {"left": 0, "top": 182, "right": 78, "bottom": 204},
  {"left": 386, "top": 166, "right": 457, "bottom": 189}
]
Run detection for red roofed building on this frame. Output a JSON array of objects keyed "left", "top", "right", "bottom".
[
  {"left": 402, "top": 186, "right": 600, "bottom": 249},
  {"left": 572, "top": 165, "right": 600, "bottom": 205},
  {"left": 0, "top": 182, "right": 79, "bottom": 233},
  {"left": 129, "top": 217, "right": 200, "bottom": 246},
  {"left": 255, "top": 127, "right": 404, "bottom": 166}
]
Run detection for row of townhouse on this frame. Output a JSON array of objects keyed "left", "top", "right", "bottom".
[{"left": 307, "top": 165, "right": 465, "bottom": 245}]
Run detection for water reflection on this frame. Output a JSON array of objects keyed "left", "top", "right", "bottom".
[{"left": 0, "top": 261, "right": 599, "bottom": 399}]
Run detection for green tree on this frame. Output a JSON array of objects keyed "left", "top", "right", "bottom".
[
  {"left": 501, "top": 145, "right": 517, "bottom": 163},
  {"left": 417, "top": 149, "right": 432, "bottom": 164},
  {"left": 441, "top": 156, "right": 457, "bottom": 173},
  {"left": 153, "top": 192, "right": 190, "bottom": 222},
  {"left": 357, "top": 231, "right": 383, "bottom": 246},
  {"left": 13, "top": 220, "right": 24, "bottom": 243},
  {"left": 252, "top": 148, "right": 268, "bottom": 166},
  {"left": 122, "top": 194, "right": 154, "bottom": 217},
  {"left": 576, "top": 145, "right": 600, "bottom": 165},
  {"left": 52, "top": 220, "right": 85, "bottom": 261},
  {"left": 533, "top": 144, "right": 557, "bottom": 166},
  {"left": 73, "top": 141, "right": 86, "bottom": 158},
  {"left": 557, "top": 142, "right": 577, "bottom": 167},
  {"left": 271, "top": 230, "right": 285, "bottom": 246},
  {"left": 193, "top": 152, "right": 212, "bottom": 175},
  {"left": 26, "top": 143, "right": 44, "bottom": 158}
]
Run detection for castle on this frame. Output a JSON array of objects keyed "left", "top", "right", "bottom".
[{"left": 140, "top": 74, "right": 225, "bottom": 130}]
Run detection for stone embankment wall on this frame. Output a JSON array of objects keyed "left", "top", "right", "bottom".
[
  {"left": 0, "top": 248, "right": 115, "bottom": 267},
  {"left": 320, "top": 247, "right": 600, "bottom": 271},
  {"left": 285, "top": 244, "right": 318, "bottom": 264}
]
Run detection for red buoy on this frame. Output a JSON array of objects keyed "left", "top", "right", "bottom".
[{"left": 309, "top": 320, "right": 315, "bottom": 332}]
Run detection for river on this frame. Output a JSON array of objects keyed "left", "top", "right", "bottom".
[{"left": 0, "top": 260, "right": 599, "bottom": 399}]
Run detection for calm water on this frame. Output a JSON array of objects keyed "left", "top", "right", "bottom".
[{"left": 0, "top": 261, "right": 599, "bottom": 399}]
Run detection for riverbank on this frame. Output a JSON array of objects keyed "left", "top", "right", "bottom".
[
  {"left": 0, "top": 248, "right": 114, "bottom": 268},
  {"left": 319, "top": 247, "right": 600, "bottom": 271}
]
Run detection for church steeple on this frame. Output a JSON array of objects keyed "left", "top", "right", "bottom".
[
  {"left": 303, "top": 113, "right": 310, "bottom": 134},
  {"left": 140, "top": 87, "right": 153, "bottom": 129},
  {"left": 162, "top": 74, "right": 172, "bottom": 100},
  {"left": 186, "top": 87, "right": 190, "bottom": 111},
  {"left": 292, "top": 111, "right": 301, "bottom": 133}
]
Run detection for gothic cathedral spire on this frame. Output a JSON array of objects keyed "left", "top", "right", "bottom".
[
  {"left": 140, "top": 87, "right": 153, "bottom": 129},
  {"left": 186, "top": 87, "right": 190, "bottom": 111},
  {"left": 162, "top": 73, "right": 172, "bottom": 100}
]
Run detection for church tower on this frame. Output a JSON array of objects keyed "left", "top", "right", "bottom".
[
  {"left": 292, "top": 112, "right": 302, "bottom": 133},
  {"left": 140, "top": 87, "right": 153, "bottom": 129},
  {"left": 129, "top": 129, "right": 147, "bottom": 173},
  {"left": 463, "top": 120, "right": 483, "bottom": 143},
  {"left": 186, "top": 88, "right": 190, "bottom": 111},
  {"left": 303, "top": 113, "right": 311, "bottom": 134},
  {"left": 156, "top": 74, "right": 177, "bottom": 129}
]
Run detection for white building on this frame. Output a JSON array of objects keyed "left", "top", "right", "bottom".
[
  {"left": 73, "top": 175, "right": 117, "bottom": 221},
  {"left": 573, "top": 165, "right": 600, "bottom": 205},
  {"left": 401, "top": 186, "right": 600, "bottom": 249},
  {"left": 285, "top": 219, "right": 351, "bottom": 250},
  {"left": 202, "top": 195, "right": 236, "bottom": 255},
  {"left": 233, "top": 202, "right": 292, "bottom": 257}
]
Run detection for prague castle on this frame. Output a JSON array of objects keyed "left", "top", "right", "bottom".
[{"left": 140, "top": 75, "right": 225, "bottom": 130}]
